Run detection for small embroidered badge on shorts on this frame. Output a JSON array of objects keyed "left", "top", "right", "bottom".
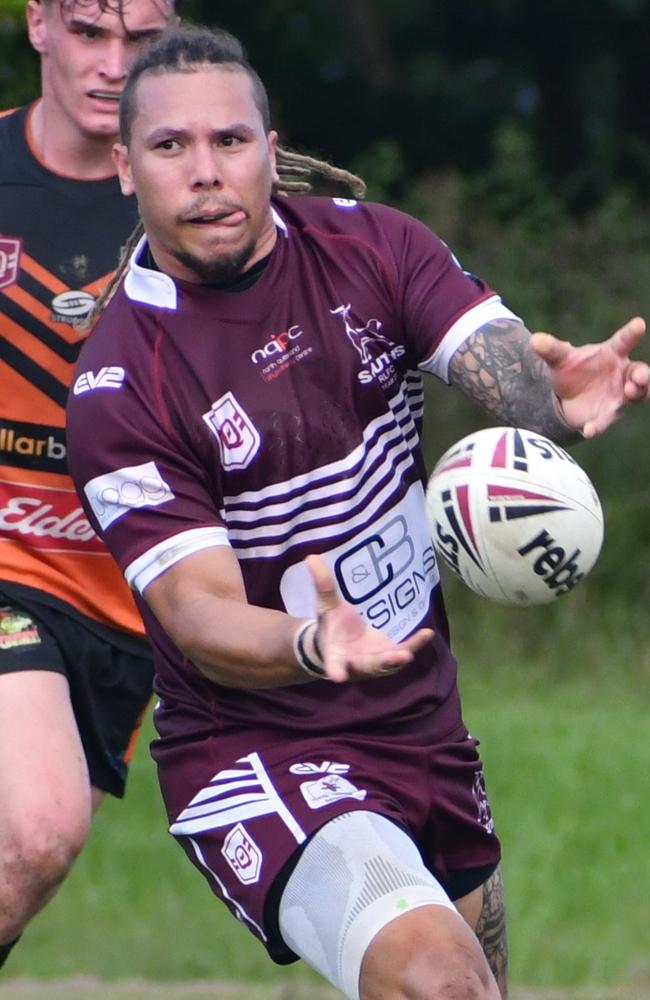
[
  {"left": 300, "top": 773, "right": 368, "bottom": 810},
  {"left": 222, "top": 823, "right": 263, "bottom": 885},
  {"left": 0, "top": 607, "right": 41, "bottom": 650}
]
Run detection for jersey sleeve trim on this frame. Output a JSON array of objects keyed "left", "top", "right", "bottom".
[
  {"left": 419, "top": 296, "right": 521, "bottom": 383},
  {"left": 125, "top": 525, "right": 230, "bottom": 594}
]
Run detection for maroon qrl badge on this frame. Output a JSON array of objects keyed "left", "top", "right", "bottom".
[{"left": 0, "top": 237, "right": 22, "bottom": 290}]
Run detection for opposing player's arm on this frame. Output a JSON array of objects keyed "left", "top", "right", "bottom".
[
  {"left": 447, "top": 318, "right": 580, "bottom": 444},
  {"left": 142, "top": 548, "right": 433, "bottom": 688}
]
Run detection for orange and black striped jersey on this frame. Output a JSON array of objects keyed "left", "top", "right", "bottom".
[{"left": 0, "top": 103, "right": 146, "bottom": 641}]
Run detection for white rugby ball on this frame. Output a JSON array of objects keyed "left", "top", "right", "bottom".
[{"left": 425, "top": 426, "right": 604, "bottom": 606}]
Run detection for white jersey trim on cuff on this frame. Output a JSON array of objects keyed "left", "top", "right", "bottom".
[{"left": 125, "top": 526, "right": 230, "bottom": 593}]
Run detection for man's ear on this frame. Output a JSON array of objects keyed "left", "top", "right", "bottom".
[
  {"left": 113, "top": 143, "right": 135, "bottom": 196},
  {"left": 268, "top": 130, "right": 279, "bottom": 186},
  {"left": 26, "top": 0, "right": 48, "bottom": 55}
]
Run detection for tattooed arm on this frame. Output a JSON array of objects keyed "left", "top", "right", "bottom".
[
  {"left": 448, "top": 318, "right": 579, "bottom": 444},
  {"left": 448, "top": 314, "right": 650, "bottom": 441}
]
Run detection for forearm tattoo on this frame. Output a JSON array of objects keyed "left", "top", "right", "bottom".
[
  {"left": 475, "top": 866, "right": 509, "bottom": 999},
  {"left": 448, "top": 319, "right": 580, "bottom": 444}
]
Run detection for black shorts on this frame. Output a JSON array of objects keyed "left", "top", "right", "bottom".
[{"left": 0, "top": 591, "right": 153, "bottom": 798}]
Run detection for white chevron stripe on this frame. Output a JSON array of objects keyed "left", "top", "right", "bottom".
[
  {"left": 169, "top": 752, "right": 306, "bottom": 843},
  {"left": 188, "top": 777, "right": 261, "bottom": 805},
  {"left": 226, "top": 431, "right": 416, "bottom": 540},
  {"left": 170, "top": 798, "right": 280, "bottom": 835},
  {"left": 224, "top": 382, "right": 418, "bottom": 513},
  {"left": 177, "top": 791, "right": 273, "bottom": 822},
  {"left": 233, "top": 450, "right": 419, "bottom": 559}
]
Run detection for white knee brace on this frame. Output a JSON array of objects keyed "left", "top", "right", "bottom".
[{"left": 278, "top": 810, "right": 456, "bottom": 999}]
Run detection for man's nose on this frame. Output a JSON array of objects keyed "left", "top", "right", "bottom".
[
  {"left": 190, "top": 146, "right": 224, "bottom": 188},
  {"left": 98, "top": 39, "right": 129, "bottom": 81}
]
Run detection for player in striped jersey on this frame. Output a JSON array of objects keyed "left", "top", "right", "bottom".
[
  {"left": 0, "top": 0, "right": 178, "bottom": 970},
  {"left": 67, "top": 25, "right": 649, "bottom": 1000}
]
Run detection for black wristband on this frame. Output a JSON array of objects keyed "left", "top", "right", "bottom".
[{"left": 293, "top": 620, "right": 328, "bottom": 679}]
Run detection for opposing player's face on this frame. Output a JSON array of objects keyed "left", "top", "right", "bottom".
[
  {"left": 27, "top": 0, "right": 173, "bottom": 141},
  {"left": 113, "top": 66, "right": 279, "bottom": 284}
]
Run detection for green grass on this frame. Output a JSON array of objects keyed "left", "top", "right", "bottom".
[{"left": 3, "top": 592, "right": 649, "bottom": 992}]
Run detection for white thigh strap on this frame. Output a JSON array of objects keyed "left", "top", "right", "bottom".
[{"left": 278, "top": 810, "right": 456, "bottom": 1000}]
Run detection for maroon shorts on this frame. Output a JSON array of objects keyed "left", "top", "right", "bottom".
[{"left": 152, "top": 709, "right": 501, "bottom": 964}]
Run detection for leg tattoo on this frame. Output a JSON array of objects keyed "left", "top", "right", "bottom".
[{"left": 475, "top": 866, "right": 508, "bottom": 998}]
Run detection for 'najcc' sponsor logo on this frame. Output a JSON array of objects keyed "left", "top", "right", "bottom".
[{"left": 250, "top": 325, "right": 312, "bottom": 382}]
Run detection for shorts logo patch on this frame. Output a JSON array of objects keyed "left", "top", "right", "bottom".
[
  {"left": 289, "top": 760, "right": 351, "bottom": 776},
  {"left": 0, "top": 237, "right": 22, "bottom": 290},
  {"left": 202, "top": 393, "right": 260, "bottom": 470},
  {"left": 0, "top": 608, "right": 40, "bottom": 650},
  {"left": 222, "top": 823, "right": 263, "bottom": 885},
  {"left": 300, "top": 773, "right": 367, "bottom": 810},
  {"left": 472, "top": 769, "right": 495, "bottom": 834}
]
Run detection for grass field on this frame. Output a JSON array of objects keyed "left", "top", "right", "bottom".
[
  {"left": 1, "top": 979, "right": 650, "bottom": 1000},
  {"left": 1, "top": 582, "right": 649, "bottom": 997}
]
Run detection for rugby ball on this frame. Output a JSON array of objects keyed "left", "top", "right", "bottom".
[{"left": 425, "top": 426, "right": 604, "bottom": 605}]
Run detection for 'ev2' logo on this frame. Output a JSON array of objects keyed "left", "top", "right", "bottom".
[{"left": 73, "top": 366, "right": 125, "bottom": 395}]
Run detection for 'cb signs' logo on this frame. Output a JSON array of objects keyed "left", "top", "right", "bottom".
[
  {"left": 202, "top": 392, "right": 261, "bottom": 470},
  {"left": 0, "top": 237, "right": 22, "bottom": 290}
]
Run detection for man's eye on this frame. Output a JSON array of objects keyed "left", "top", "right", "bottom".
[
  {"left": 222, "top": 136, "right": 241, "bottom": 147},
  {"left": 127, "top": 31, "right": 164, "bottom": 48},
  {"left": 74, "top": 26, "right": 100, "bottom": 40}
]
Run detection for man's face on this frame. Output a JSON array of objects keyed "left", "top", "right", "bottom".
[
  {"left": 27, "top": 0, "right": 174, "bottom": 141},
  {"left": 114, "top": 65, "right": 279, "bottom": 285}
]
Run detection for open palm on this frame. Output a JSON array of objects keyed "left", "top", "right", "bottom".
[{"left": 530, "top": 316, "right": 649, "bottom": 438}]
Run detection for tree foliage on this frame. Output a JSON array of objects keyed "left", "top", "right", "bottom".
[{"left": 1, "top": 0, "right": 650, "bottom": 213}]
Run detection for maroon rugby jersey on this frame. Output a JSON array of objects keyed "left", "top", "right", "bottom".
[{"left": 67, "top": 196, "right": 518, "bottom": 735}]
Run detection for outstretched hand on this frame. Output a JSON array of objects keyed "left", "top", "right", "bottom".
[
  {"left": 304, "top": 554, "right": 434, "bottom": 683},
  {"left": 530, "top": 316, "right": 649, "bottom": 438}
]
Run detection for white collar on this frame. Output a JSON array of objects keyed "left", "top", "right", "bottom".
[{"left": 123, "top": 206, "right": 288, "bottom": 310}]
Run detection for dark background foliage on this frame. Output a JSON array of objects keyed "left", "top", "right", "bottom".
[
  {"left": 1, "top": 0, "right": 650, "bottom": 613},
  {"left": 2, "top": 0, "right": 650, "bottom": 212}
]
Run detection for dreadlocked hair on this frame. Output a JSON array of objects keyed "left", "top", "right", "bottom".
[
  {"left": 88, "top": 25, "right": 366, "bottom": 324},
  {"left": 274, "top": 147, "right": 366, "bottom": 200}
]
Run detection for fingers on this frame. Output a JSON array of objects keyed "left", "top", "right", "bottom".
[
  {"left": 402, "top": 627, "right": 435, "bottom": 654},
  {"left": 531, "top": 317, "right": 647, "bottom": 368},
  {"left": 304, "top": 554, "right": 435, "bottom": 682},
  {"left": 304, "top": 553, "right": 340, "bottom": 614},
  {"left": 609, "top": 316, "right": 646, "bottom": 357},
  {"left": 624, "top": 362, "right": 650, "bottom": 401},
  {"left": 528, "top": 331, "right": 572, "bottom": 367}
]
